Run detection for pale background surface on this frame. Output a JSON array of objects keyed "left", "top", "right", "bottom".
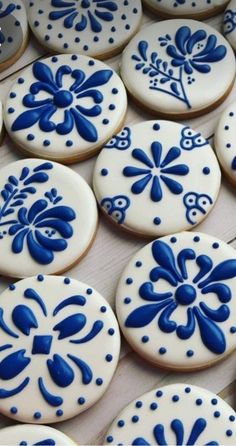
[{"left": 0, "top": 4, "right": 236, "bottom": 445}]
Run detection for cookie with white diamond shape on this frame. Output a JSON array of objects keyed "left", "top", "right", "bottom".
[
  {"left": 27, "top": 0, "right": 142, "bottom": 60},
  {"left": 105, "top": 384, "right": 236, "bottom": 445},
  {"left": 0, "top": 275, "right": 120, "bottom": 423},
  {"left": 143, "top": 0, "right": 229, "bottom": 19},
  {"left": 0, "top": 158, "right": 98, "bottom": 278},
  {"left": 215, "top": 101, "right": 236, "bottom": 186},
  {"left": 116, "top": 231, "right": 236, "bottom": 370},
  {"left": 0, "top": 1, "right": 28, "bottom": 72},
  {"left": 0, "top": 424, "right": 77, "bottom": 445},
  {"left": 93, "top": 121, "right": 221, "bottom": 238},
  {"left": 4, "top": 54, "right": 127, "bottom": 164}
]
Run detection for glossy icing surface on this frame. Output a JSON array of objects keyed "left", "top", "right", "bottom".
[
  {"left": 214, "top": 101, "right": 236, "bottom": 184},
  {"left": 0, "top": 275, "right": 120, "bottom": 423},
  {"left": 224, "top": 0, "right": 236, "bottom": 50},
  {"left": 0, "top": 159, "right": 97, "bottom": 277},
  {"left": 4, "top": 54, "right": 127, "bottom": 162},
  {"left": 116, "top": 232, "right": 236, "bottom": 370},
  {"left": 143, "top": 0, "right": 229, "bottom": 17},
  {"left": 121, "top": 20, "right": 235, "bottom": 116},
  {"left": 0, "top": 1, "right": 27, "bottom": 65},
  {"left": 93, "top": 121, "right": 221, "bottom": 237},
  {"left": 28, "top": 0, "right": 142, "bottom": 58},
  {"left": 105, "top": 384, "right": 236, "bottom": 445},
  {"left": 0, "top": 424, "right": 77, "bottom": 445}
]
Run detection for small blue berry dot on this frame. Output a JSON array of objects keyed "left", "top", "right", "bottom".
[
  {"left": 136, "top": 401, "right": 142, "bottom": 408},
  {"left": 37, "top": 275, "right": 44, "bottom": 282},
  {"left": 34, "top": 412, "right": 41, "bottom": 419},
  {"left": 159, "top": 347, "right": 166, "bottom": 355},
  {"left": 71, "top": 55, "right": 77, "bottom": 60},
  {"left": 10, "top": 407, "right": 17, "bottom": 414},
  {"left": 106, "top": 354, "right": 113, "bottom": 362},
  {"left": 156, "top": 390, "right": 163, "bottom": 397},
  {"left": 203, "top": 167, "right": 210, "bottom": 175},
  {"left": 10, "top": 92, "right": 16, "bottom": 98},
  {"left": 126, "top": 278, "right": 133, "bottom": 284},
  {"left": 170, "top": 237, "right": 177, "bottom": 243},
  {"left": 153, "top": 217, "right": 161, "bottom": 225},
  {"left": 196, "top": 398, "right": 202, "bottom": 406},
  {"left": 150, "top": 403, "right": 158, "bottom": 410},
  {"left": 136, "top": 261, "right": 142, "bottom": 267},
  {"left": 52, "top": 56, "right": 58, "bottom": 62},
  {"left": 212, "top": 243, "right": 219, "bottom": 249},
  {"left": 78, "top": 397, "right": 85, "bottom": 405},
  {"left": 214, "top": 411, "right": 220, "bottom": 418},
  {"left": 226, "top": 430, "right": 232, "bottom": 437},
  {"left": 187, "top": 350, "right": 194, "bottom": 357},
  {"left": 107, "top": 436, "right": 113, "bottom": 443},
  {"left": 153, "top": 123, "right": 160, "bottom": 131},
  {"left": 132, "top": 415, "right": 139, "bottom": 423},
  {"left": 66, "top": 140, "right": 73, "bottom": 147},
  {"left": 88, "top": 60, "right": 95, "bottom": 66},
  {"left": 86, "top": 288, "right": 93, "bottom": 295},
  {"left": 193, "top": 236, "right": 200, "bottom": 242},
  {"left": 118, "top": 420, "right": 125, "bottom": 427},
  {"left": 43, "top": 140, "right": 50, "bottom": 146},
  {"left": 185, "top": 387, "right": 191, "bottom": 393},
  {"left": 112, "top": 88, "right": 118, "bottom": 94},
  {"left": 96, "top": 378, "right": 103, "bottom": 386},
  {"left": 64, "top": 278, "right": 70, "bottom": 284},
  {"left": 211, "top": 398, "right": 218, "bottom": 405},
  {"left": 230, "top": 415, "right": 235, "bottom": 421},
  {"left": 8, "top": 107, "right": 14, "bottom": 113},
  {"left": 56, "top": 409, "right": 63, "bottom": 416},
  {"left": 103, "top": 119, "right": 109, "bottom": 125},
  {"left": 230, "top": 327, "right": 236, "bottom": 333},
  {"left": 101, "top": 168, "right": 108, "bottom": 176},
  {"left": 100, "top": 306, "right": 107, "bottom": 313},
  {"left": 27, "top": 134, "right": 35, "bottom": 141},
  {"left": 18, "top": 78, "right": 24, "bottom": 84},
  {"left": 9, "top": 284, "right": 16, "bottom": 291},
  {"left": 124, "top": 297, "right": 131, "bottom": 304},
  {"left": 172, "top": 395, "right": 179, "bottom": 402},
  {"left": 108, "top": 328, "right": 115, "bottom": 335},
  {"left": 141, "top": 335, "right": 149, "bottom": 343}
]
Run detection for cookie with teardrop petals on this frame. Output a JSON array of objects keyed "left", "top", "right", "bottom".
[{"left": 143, "top": 0, "right": 230, "bottom": 19}]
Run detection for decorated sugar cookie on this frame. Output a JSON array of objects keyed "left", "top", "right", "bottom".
[
  {"left": 214, "top": 101, "right": 236, "bottom": 185},
  {"left": 4, "top": 54, "right": 127, "bottom": 163},
  {"left": 0, "top": 275, "right": 120, "bottom": 423},
  {"left": 0, "top": 100, "right": 3, "bottom": 143},
  {"left": 93, "top": 121, "right": 221, "bottom": 237},
  {"left": 116, "top": 232, "right": 236, "bottom": 370},
  {"left": 143, "top": 0, "right": 230, "bottom": 19},
  {"left": 0, "top": 1, "right": 28, "bottom": 72},
  {"left": 121, "top": 20, "right": 235, "bottom": 119},
  {"left": 28, "top": 0, "right": 142, "bottom": 60},
  {"left": 0, "top": 424, "right": 77, "bottom": 445},
  {"left": 0, "top": 159, "right": 97, "bottom": 278},
  {"left": 105, "top": 384, "right": 236, "bottom": 445},
  {"left": 224, "top": 0, "right": 236, "bottom": 51}
]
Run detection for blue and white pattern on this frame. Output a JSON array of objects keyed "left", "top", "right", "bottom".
[
  {"left": 224, "top": 1, "right": 236, "bottom": 51},
  {"left": 116, "top": 232, "right": 236, "bottom": 369},
  {"left": 105, "top": 127, "right": 131, "bottom": 150},
  {"left": 105, "top": 384, "right": 236, "bottom": 445},
  {"left": 0, "top": 1, "right": 27, "bottom": 66},
  {"left": 143, "top": 0, "right": 229, "bottom": 18},
  {"left": 0, "top": 276, "right": 120, "bottom": 423},
  {"left": 101, "top": 195, "right": 130, "bottom": 224}
]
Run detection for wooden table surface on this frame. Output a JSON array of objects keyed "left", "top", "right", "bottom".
[{"left": 0, "top": 3, "right": 236, "bottom": 445}]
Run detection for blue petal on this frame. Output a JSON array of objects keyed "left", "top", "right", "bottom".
[
  {"left": 53, "top": 313, "right": 86, "bottom": 339},
  {"left": 131, "top": 174, "right": 152, "bottom": 194},
  {"left": 186, "top": 418, "right": 206, "bottom": 445},
  {"left": 198, "top": 259, "right": 236, "bottom": 288},
  {"left": 150, "top": 176, "right": 162, "bottom": 202},
  {"left": 35, "top": 219, "right": 73, "bottom": 238},
  {"left": 34, "top": 206, "right": 76, "bottom": 224},
  {"left": 75, "top": 14, "right": 87, "bottom": 31},
  {"left": 151, "top": 141, "right": 162, "bottom": 167},
  {"left": 38, "top": 377, "right": 63, "bottom": 407},
  {"left": 76, "top": 104, "right": 101, "bottom": 117},
  {"left": 27, "top": 231, "right": 54, "bottom": 265},
  {"left": 0, "top": 308, "right": 18, "bottom": 339},
  {"left": 125, "top": 299, "right": 173, "bottom": 328},
  {"left": 53, "top": 295, "right": 86, "bottom": 316},
  {"left": 11, "top": 106, "right": 49, "bottom": 132},
  {"left": 70, "top": 108, "right": 98, "bottom": 142},
  {"left": 12, "top": 228, "right": 29, "bottom": 253},
  {"left": 0, "top": 350, "right": 30, "bottom": 380},
  {"left": 49, "top": 7, "right": 76, "bottom": 20},
  {"left": 153, "top": 425, "right": 167, "bottom": 446},
  {"left": 18, "top": 207, "right": 29, "bottom": 225},
  {"left": 33, "top": 62, "right": 55, "bottom": 85},
  {"left": 88, "top": 10, "right": 102, "bottom": 32},
  {"left": 166, "top": 45, "right": 185, "bottom": 61},
  {"left": 175, "top": 26, "right": 191, "bottom": 55},
  {"left": 149, "top": 266, "right": 178, "bottom": 286},
  {"left": 160, "top": 146, "right": 181, "bottom": 168},
  {"left": 160, "top": 175, "right": 183, "bottom": 194},
  {"left": 67, "top": 354, "right": 93, "bottom": 384},
  {"left": 151, "top": 240, "right": 183, "bottom": 283},
  {"left": 132, "top": 439, "right": 150, "bottom": 445},
  {"left": 23, "top": 172, "right": 50, "bottom": 186},
  {"left": 75, "top": 69, "right": 113, "bottom": 93},
  {"left": 0, "top": 377, "right": 29, "bottom": 398},
  {"left": 186, "top": 30, "right": 206, "bottom": 54},
  {"left": 39, "top": 106, "right": 57, "bottom": 132},
  {"left": 196, "top": 35, "right": 217, "bottom": 57},
  {"left": 177, "top": 248, "right": 196, "bottom": 279},
  {"left": 24, "top": 288, "right": 47, "bottom": 316},
  {"left": 8, "top": 223, "right": 24, "bottom": 235},
  {"left": 199, "top": 302, "right": 230, "bottom": 322},
  {"left": 64, "top": 11, "right": 78, "bottom": 28},
  {"left": 12, "top": 305, "right": 38, "bottom": 335},
  {"left": 193, "top": 307, "right": 226, "bottom": 354},
  {"left": 176, "top": 308, "right": 195, "bottom": 339},
  {"left": 56, "top": 110, "right": 74, "bottom": 135},
  {"left": 55, "top": 65, "right": 72, "bottom": 87},
  {"left": 158, "top": 302, "right": 177, "bottom": 333},
  {"left": 201, "top": 283, "right": 231, "bottom": 303},
  {"left": 190, "top": 61, "right": 210, "bottom": 73},
  {"left": 193, "top": 255, "right": 213, "bottom": 284},
  {"left": 70, "top": 320, "right": 104, "bottom": 344},
  {"left": 139, "top": 282, "right": 173, "bottom": 301},
  {"left": 171, "top": 419, "right": 184, "bottom": 445},
  {"left": 47, "top": 354, "right": 74, "bottom": 387},
  {"left": 70, "top": 69, "right": 86, "bottom": 91},
  {"left": 194, "top": 46, "right": 226, "bottom": 63},
  {"left": 35, "top": 230, "right": 67, "bottom": 252},
  {"left": 28, "top": 199, "right": 48, "bottom": 224},
  {"left": 132, "top": 148, "right": 154, "bottom": 168},
  {"left": 123, "top": 167, "right": 151, "bottom": 177},
  {"left": 161, "top": 164, "right": 189, "bottom": 175}
]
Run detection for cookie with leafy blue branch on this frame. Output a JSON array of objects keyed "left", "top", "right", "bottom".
[
  {"left": 142, "top": 0, "right": 230, "bottom": 19},
  {"left": 224, "top": 0, "right": 236, "bottom": 51},
  {"left": 121, "top": 19, "right": 235, "bottom": 119},
  {"left": 0, "top": 424, "right": 77, "bottom": 445}
]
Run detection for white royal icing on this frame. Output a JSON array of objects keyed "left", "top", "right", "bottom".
[
  {"left": 143, "top": 0, "right": 229, "bottom": 17},
  {"left": 215, "top": 101, "right": 236, "bottom": 184},
  {"left": 0, "top": 159, "right": 98, "bottom": 278},
  {"left": 0, "top": 100, "right": 3, "bottom": 138},
  {"left": 93, "top": 121, "right": 221, "bottom": 237},
  {"left": 224, "top": 0, "right": 236, "bottom": 51},
  {"left": 105, "top": 383, "right": 236, "bottom": 445},
  {"left": 4, "top": 54, "right": 127, "bottom": 162},
  {"left": 116, "top": 232, "right": 236, "bottom": 370},
  {"left": 121, "top": 20, "right": 235, "bottom": 117},
  {"left": 0, "top": 0, "right": 28, "bottom": 67},
  {"left": 0, "top": 275, "right": 120, "bottom": 423},
  {"left": 0, "top": 424, "right": 77, "bottom": 445},
  {"left": 27, "top": 0, "right": 142, "bottom": 58}
]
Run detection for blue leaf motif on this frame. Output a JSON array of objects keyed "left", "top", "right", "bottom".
[
  {"left": 53, "top": 313, "right": 87, "bottom": 339},
  {"left": 0, "top": 350, "right": 30, "bottom": 380},
  {"left": 47, "top": 354, "right": 74, "bottom": 387},
  {"left": 12, "top": 305, "right": 38, "bottom": 336}
]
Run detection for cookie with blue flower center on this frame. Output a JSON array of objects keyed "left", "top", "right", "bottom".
[
  {"left": 0, "top": 1, "right": 28, "bottom": 72},
  {"left": 143, "top": 0, "right": 229, "bottom": 19},
  {"left": 105, "top": 384, "right": 236, "bottom": 445},
  {"left": 27, "top": 0, "right": 142, "bottom": 60},
  {"left": 0, "top": 424, "right": 77, "bottom": 445},
  {"left": 121, "top": 20, "right": 235, "bottom": 119},
  {"left": 4, "top": 54, "right": 127, "bottom": 163},
  {"left": 224, "top": 0, "right": 236, "bottom": 51},
  {"left": 116, "top": 232, "right": 236, "bottom": 370},
  {"left": 214, "top": 101, "right": 236, "bottom": 185},
  {"left": 0, "top": 159, "right": 98, "bottom": 278},
  {"left": 93, "top": 121, "right": 221, "bottom": 237},
  {"left": 0, "top": 275, "right": 120, "bottom": 423}
]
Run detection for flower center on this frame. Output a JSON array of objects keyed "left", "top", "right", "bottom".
[
  {"left": 81, "top": 0, "right": 91, "bottom": 8},
  {"left": 175, "top": 284, "right": 196, "bottom": 306},
  {"left": 32, "top": 335, "right": 53, "bottom": 355},
  {"left": 53, "top": 90, "right": 73, "bottom": 108}
]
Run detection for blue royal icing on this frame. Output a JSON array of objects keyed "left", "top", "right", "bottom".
[{"left": 224, "top": 7, "right": 236, "bottom": 36}]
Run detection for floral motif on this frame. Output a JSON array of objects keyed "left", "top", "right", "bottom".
[
  {"left": 132, "top": 26, "right": 226, "bottom": 109},
  {"left": 132, "top": 417, "right": 218, "bottom": 445},
  {"left": 184, "top": 192, "right": 213, "bottom": 225},
  {"left": 0, "top": 289, "right": 104, "bottom": 402},
  {"left": 180, "top": 127, "right": 208, "bottom": 150},
  {"left": 101, "top": 195, "right": 130, "bottom": 224},
  {"left": 123, "top": 142, "right": 189, "bottom": 202},
  {"left": 224, "top": 9, "right": 236, "bottom": 36},
  {"left": 0, "top": 162, "right": 76, "bottom": 265},
  {"left": 11, "top": 61, "right": 113, "bottom": 142},
  {"left": 49, "top": 0, "right": 118, "bottom": 33},
  {"left": 125, "top": 239, "right": 236, "bottom": 354},
  {"left": 105, "top": 127, "right": 131, "bottom": 150}
]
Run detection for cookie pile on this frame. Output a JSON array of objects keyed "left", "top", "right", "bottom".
[{"left": 0, "top": 1, "right": 236, "bottom": 445}]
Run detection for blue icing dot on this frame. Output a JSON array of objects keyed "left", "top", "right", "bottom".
[
  {"left": 153, "top": 217, "right": 161, "bottom": 225},
  {"left": 34, "top": 411, "right": 41, "bottom": 419},
  {"left": 78, "top": 397, "right": 85, "bottom": 405},
  {"left": 101, "top": 168, "right": 108, "bottom": 176},
  {"left": 150, "top": 402, "right": 158, "bottom": 410},
  {"left": 86, "top": 288, "right": 93, "bottom": 295},
  {"left": 136, "top": 261, "right": 142, "bottom": 267},
  {"left": 159, "top": 347, "right": 166, "bottom": 355},
  {"left": 126, "top": 278, "right": 133, "bottom": 285},
  {"left": 124, "top": 297, "right": 131, "bottom": 304},
  {"left": 96, "top": 378, "right": 103, "bottom": 386},
  {"left": 100, "top": 306, "right": 107, "bottom": 313},
  {"left": 37, "top": 275, "right": 44, "bottom": 282},
  {"left": 106, "top": 354, "right": 113, "bottom": 362},
  {"left": 203, "top": 167, "right": 210, "bottom": 174},
  {"left": 56, "top": 409, "right": 63, "bottom": 416},
  {"left": 118, "top": 420, "right": 125, "bottom": 427},
  {"left": 64, "top": 278, "right": 70, "bottom": 284},
  {"left": 132, "top": 415, "right": 139, "bottom": 423},
  {"left": 107, "top": 436, "right": 113, "bottom": 443},
  {"left": 172, "top": 395, "right": 179, "bottom": 402},
  {"left": 196, "top": 398, "right": 202, "bottom": 406},
  {"left": 136, "top": 401, "right": 143, "bottom": 408},
  {"left": 10, "top": 406, "right": 17, "bottom": 414},
  {"left": 108, "top": 328, "right": 115, "bottom": 335},
  {"left": 141, "top": 335, "right": 149, "bottom": 343},
  {"left": 156, "top": 390, "right": 163, "bottom": 397}
]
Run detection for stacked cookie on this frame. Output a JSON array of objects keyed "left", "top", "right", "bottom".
[{"left": 0, "top": 1, "right": 236, "bottom": 445}]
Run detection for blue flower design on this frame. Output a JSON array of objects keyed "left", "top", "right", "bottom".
[
  {"left": 132, "top": 417, "right": 218, "bottom": 445},
  {"left": 125, "top": 239, "right": 236, "bottom": 354},
  {"left": 0, "top": 290, "right": 104, "bottom": 402},
  {"left": 101, "top": 195, "right": 130, "bottom": 224},
  {"left": 123, "top": 142, "right": 189, "bottom": 202},
  {"left": 49, "top": 0, "right": 117, "bottom": 33},
  {"left": 224, "top": 9, "right": 236, "bottom": 36},
  {"left": 11, "top": 61, "right": 113, "bottom": 142}
]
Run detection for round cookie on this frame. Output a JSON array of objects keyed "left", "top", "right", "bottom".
[
  {"left": 27, "top": 0, "right": 142, "bottom": 60},
  {"left": 120, "top": 20, "right": 235, "bottom": 119},
  {"left": 224, "top": 0, "right": 236, "bottom": 51},
  {"left": 116, "top": 231, "right": 236, "bottom": 370},
  {"left": 214, "top": 101, "right": 236, "bottom": 185},
  {"left": 105, "top": 383, "right": 236, "bottom": 445},
  {"left": 0, "top": 424, "right": 77, "bottom": 445},
  {"left": 4, "top": 54, "right": 127, "bottom": 163},
  {"left": 93, "top": 121, "right": 221, "bottom": 238},
  {"left": 0, "top": 158, "right": 98, "bottom": 278},
  {"left": 0, "top": 1, "right": 28, "bottom": 72},
  {"left": 143, "top": 0, "right": 230, "bottom": 19},
  {"left": 0, "top": 275, "right": 120, "bottom": 423},
  {"left": 0, "top": 100, "right": 3, "bottom": 144}
]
